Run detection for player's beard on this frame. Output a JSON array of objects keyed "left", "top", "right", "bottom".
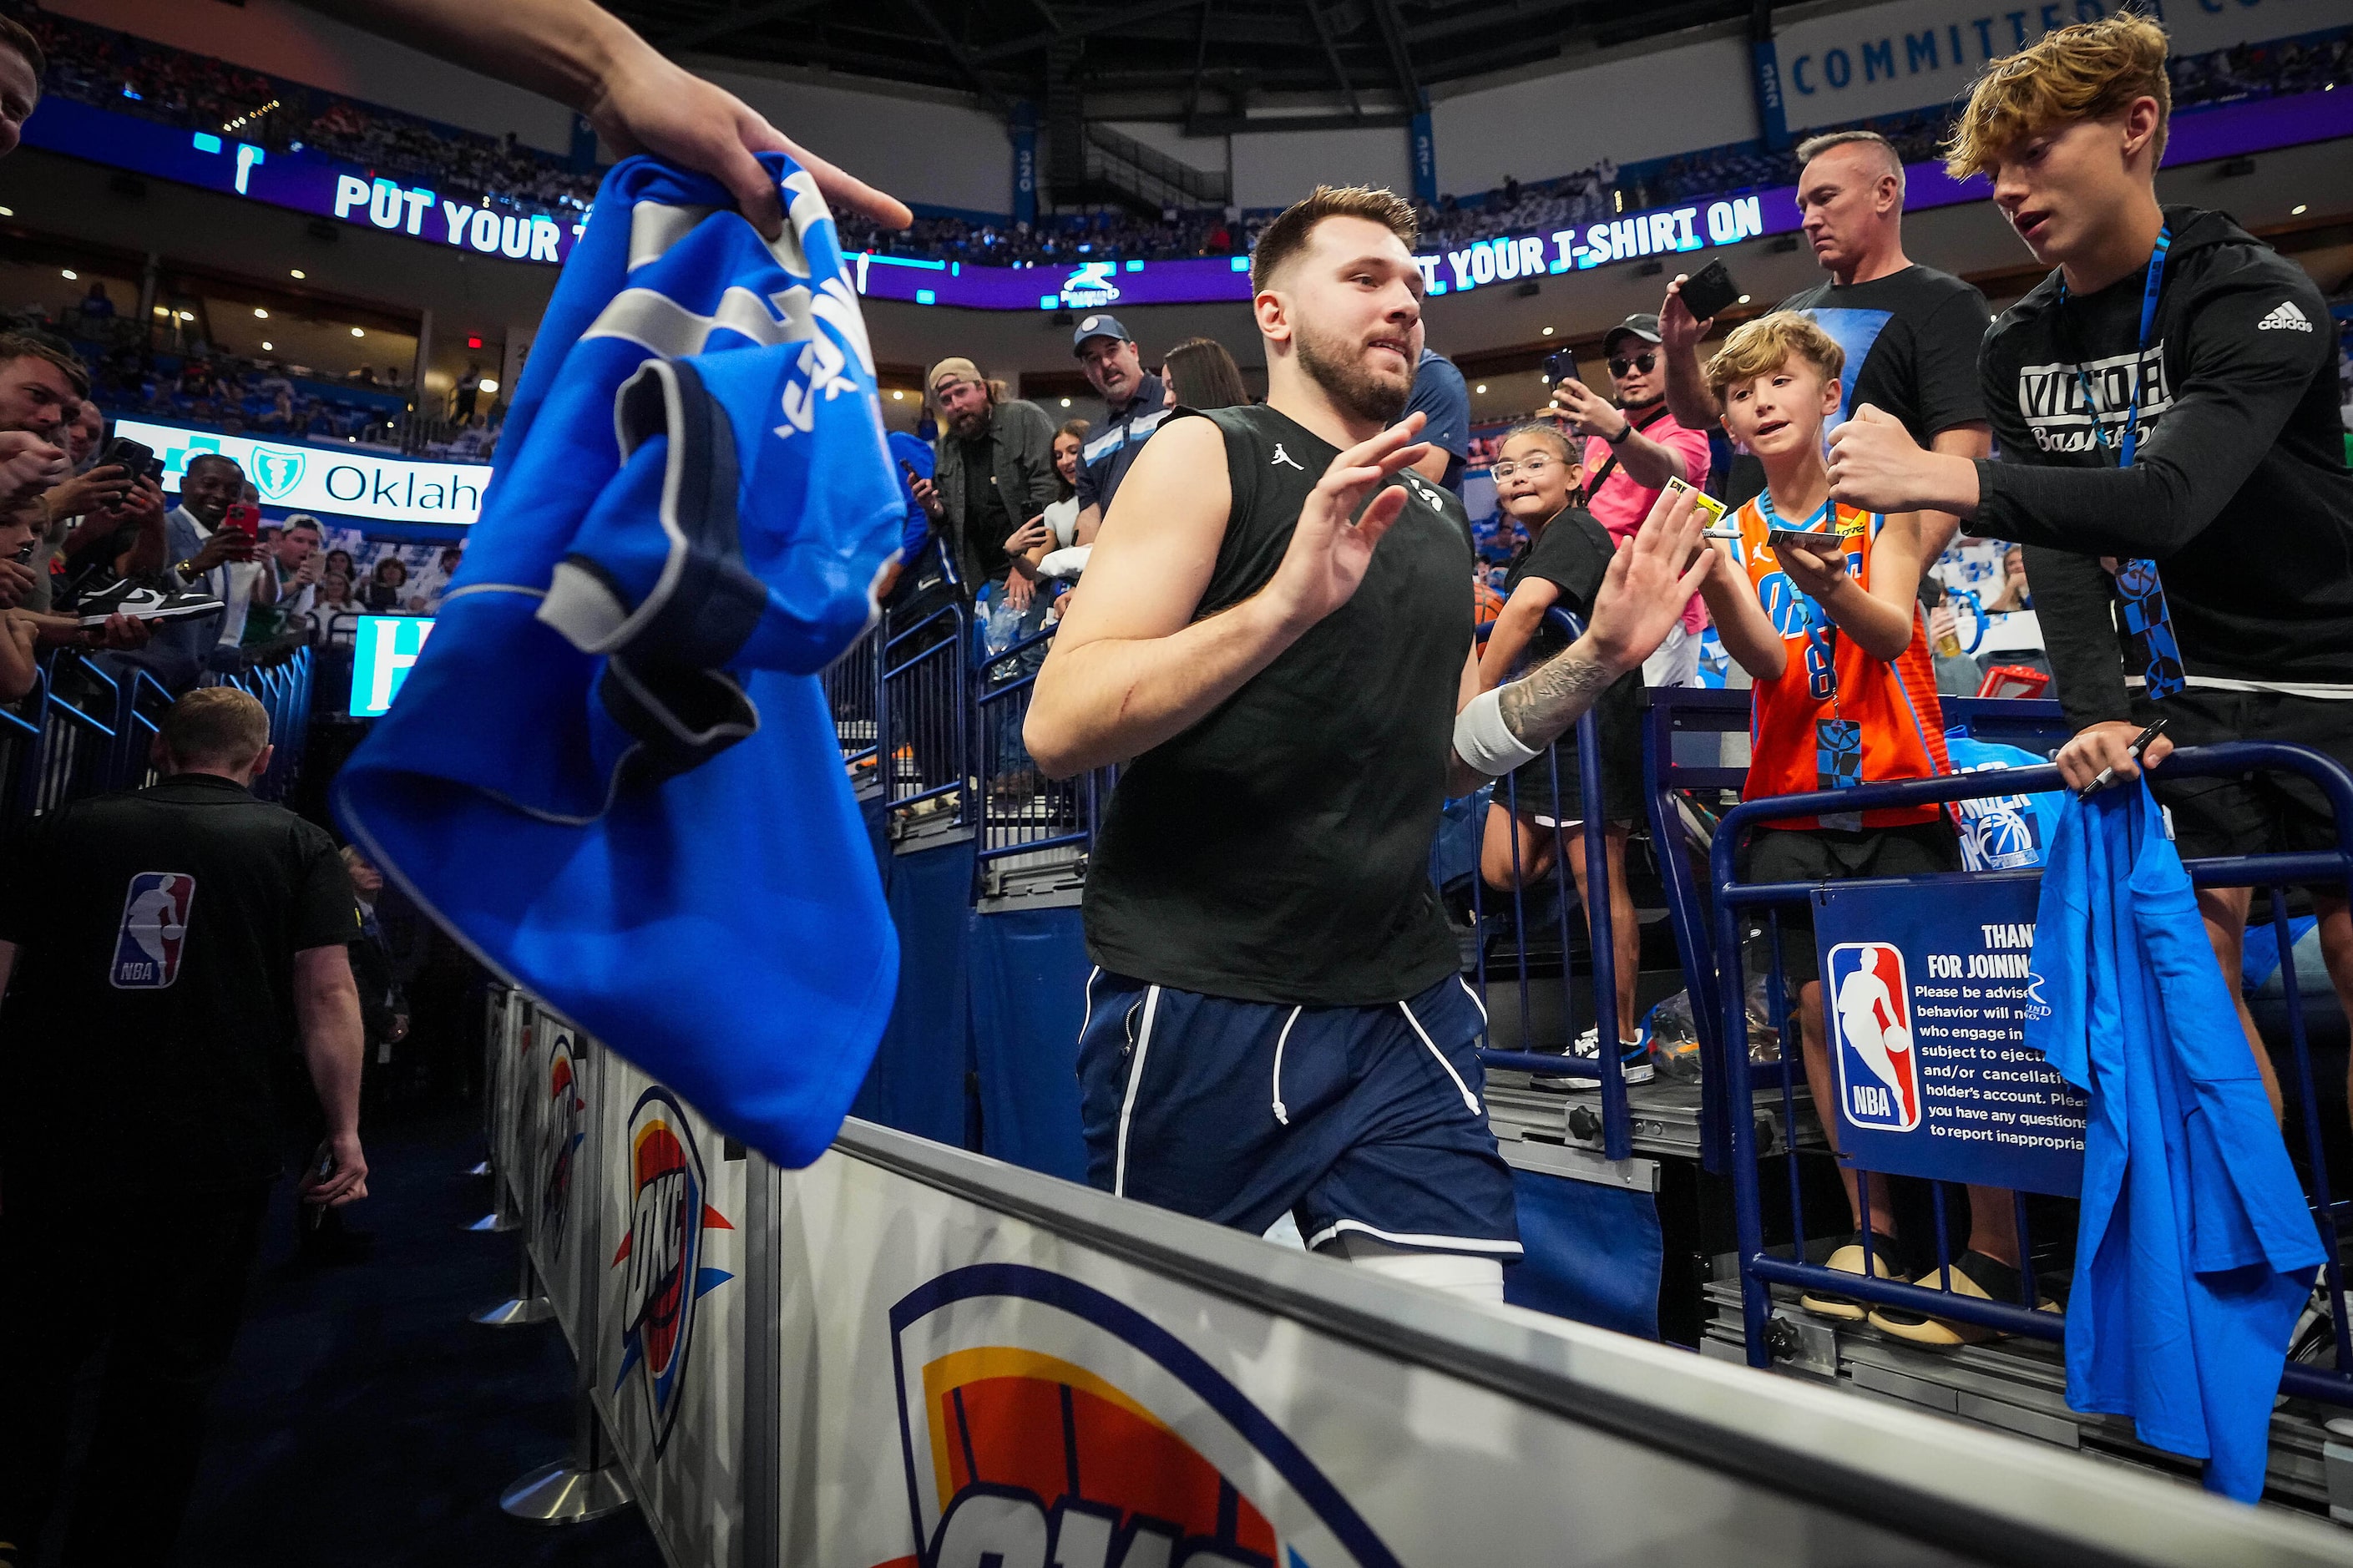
[{"left": 1293, "top": 318, "right": 1412, "bottom": 427}]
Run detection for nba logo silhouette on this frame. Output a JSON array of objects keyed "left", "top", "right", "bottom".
[
  {"left": 110, "top": 873, "right": 195, "bottom": 989},
  {"left": 1825, "top": 942, "right": 1920, "bottom": 1132}
]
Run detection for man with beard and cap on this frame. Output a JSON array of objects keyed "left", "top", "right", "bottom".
[
  {"left": 910, "top": 357, "right": 1061, "bottom": 607},
  {"left": 1025, "top": 185, "right": 1713, "bottom": 1303},
  {"left": 1067, "top": 313, "right": 1166, "bottom": 545}
]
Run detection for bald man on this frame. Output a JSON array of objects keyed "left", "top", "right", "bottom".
[{"left": 1662, "top": 129, "right": 1993, "bottom": 549}]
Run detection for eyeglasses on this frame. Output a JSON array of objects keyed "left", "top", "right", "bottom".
[
  {"left": 1490, "top": 457, "right": 1570, "bottom": 481},
  {"left": 1607, "top": 352, "right": 1658, "bottom": 378}
]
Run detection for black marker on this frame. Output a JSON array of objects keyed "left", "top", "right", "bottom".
[{"left": 2077, "top": 716, "right": 2168, "bottom": 801}]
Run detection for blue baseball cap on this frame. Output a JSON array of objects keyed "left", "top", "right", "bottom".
[{"left": 1070, "top": 313, "right": 1133, "bottom": 355}]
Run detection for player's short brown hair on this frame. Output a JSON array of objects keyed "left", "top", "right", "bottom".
[
  {"left": 0, "top": 331, "right": 88, "bottom": 398},
  {"left": 1705, "top": 314, "right": 1845, "bottom": 403},
  {"left": 1248, "top": 185, "right": 1418, "bottom": 296},
  {"left": 163, "top": 687, "right": 271, "bottom": 769},
  {"left": 1944, "top": 12, "right": 2172, "bottom": 180}
]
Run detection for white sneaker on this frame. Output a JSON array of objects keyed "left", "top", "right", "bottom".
[{"left": 1571, "top": 1024, "right": 1653, "bottom": 1084}]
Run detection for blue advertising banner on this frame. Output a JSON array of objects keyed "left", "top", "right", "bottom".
[
  {"left": 1409, "top": 111, "right": 1438, "bottom": 206},
  {"left": 1751, "top": 38, "right": 1792, "bottom": 151},
  {"left": 350, "top": 614, "right": 435, "bottom": 718},
  {"left": 1010, "top": 103, "right": 1038, "bottom": 230},
  {"left": 1813, "top": 873, "right": 2087, "bottom": 1196}
]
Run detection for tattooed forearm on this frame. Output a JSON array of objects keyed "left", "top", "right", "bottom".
[{"left": 1497, "top": 645, "right": 1622, "bottom": 751}]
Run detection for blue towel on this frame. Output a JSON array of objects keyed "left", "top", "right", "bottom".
[
  {"left": 2027, "top": 782, "right": 2322, "bottom": 1500},
  {"left": 337, "top": 154, "right": 903, "bottom": 1167}
]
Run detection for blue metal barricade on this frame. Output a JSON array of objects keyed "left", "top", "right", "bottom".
[
  {"left": 971, "top": 620, "right": 1115, "bottom": 892},
  {"left": 878, "top": 597, "right": 970, "bottom": 832},
  {"left": 33, "top": 652, "right": 119, "bottom": 812},
  {"left": 1642, "top": 688, "right": 2078, "bottom": 1171},
  {"left": 212, "top": 645, "right": 315, "bottom": 802},
  {"left": 1469, "top": 609, "right": 1632, "bottom": 1161},
  {"left": 109, "top": 665, "right": 175, "bottom": 792},
  {"left": 822, "top": 623, "right": 882, "bottom": 783},
  {"left": 1711, "top": 741, "right": 2353, "bottom": 1417}
]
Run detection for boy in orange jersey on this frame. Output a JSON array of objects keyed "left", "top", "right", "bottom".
[{"left": 1699, "top": 314, "right": 2041, "bottom": 1343}]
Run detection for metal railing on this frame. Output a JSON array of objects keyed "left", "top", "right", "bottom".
[
  {"left": 1708, "top": 742, "right": 2353, "bottom": 1417},
  {"left": 1640, "top": 688, "right": 2078, "bottom": 1171},
  {"left": 1468, "top": 609, "right": 1635, "bottom": 1160},
  {"left": 878, "top": 597, "right": 970, "bottom": 833},
  {"left": 971, "top": 620, "right": 1114, "bottom": 891},
  {"left": 822, "top": 624, "right": 881, "bottom": 783}
]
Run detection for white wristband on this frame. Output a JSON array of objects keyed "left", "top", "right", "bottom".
[{"left": 1453, "top": 685, "right": 1542, "bottom": 776}]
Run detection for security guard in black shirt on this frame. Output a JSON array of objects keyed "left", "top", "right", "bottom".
[{"left": 0, "top": 686, "right": 367, "bottom": 1568}]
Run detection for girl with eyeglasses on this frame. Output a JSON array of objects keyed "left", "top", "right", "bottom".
[{"left": 1473, "top": 421, "right": 1650, "bottom": 1080}]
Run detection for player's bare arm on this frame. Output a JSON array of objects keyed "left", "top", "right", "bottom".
[
  {"left": 1026, "top": 413, "right": 1431, "bottom": 779},
  {"left": 1450, "top": 486, "right": 1713, "bottom": 794}
]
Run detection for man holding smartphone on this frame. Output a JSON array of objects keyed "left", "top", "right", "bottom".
[
  {"left": 71, "top": 452, "right": 244, "bottom": 692},
  {"left": 1660, "top": 130, "right": 1993, "bottom": 561},
  {"left": 1546, "top": 315, "right": 1713, "bottom": 685}
]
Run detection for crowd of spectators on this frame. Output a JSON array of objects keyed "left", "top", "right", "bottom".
[
  {"left": 1, "top": 300, "right": 503, "bottom": 461},
  {"left": 8, "top": 0, "right": 2350, "bottom": 271},
  {"left": 8, "top": 2, "right": 599, "bottom": 221}
]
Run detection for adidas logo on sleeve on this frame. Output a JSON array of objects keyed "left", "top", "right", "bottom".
[{"left": 2257, "top": 301, "right": 2313, "bottom": 332}]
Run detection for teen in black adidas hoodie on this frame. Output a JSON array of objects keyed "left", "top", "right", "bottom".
[{"left": 1824, "top": 14, "right": 2353, "bottom": 1119}]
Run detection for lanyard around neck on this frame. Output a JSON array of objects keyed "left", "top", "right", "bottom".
[{"left": 2057, "top": 224, "right": 2170, "bottom": 468}]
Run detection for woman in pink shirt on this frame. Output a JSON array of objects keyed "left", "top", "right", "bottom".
[{"left": 1547, "top": 314, "right": 1713, "bottom": 685}]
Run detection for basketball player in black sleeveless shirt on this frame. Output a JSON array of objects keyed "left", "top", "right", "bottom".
[{"left": 1026, "top": 186, "right": 1714, "bottom": 1301}]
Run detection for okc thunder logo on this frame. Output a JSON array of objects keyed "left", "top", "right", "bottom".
[
  {"left": 611, "top": 1088, "right": 733, "bottom": 1455},
  {"left": 538, "top": 1034, "right": 584, "bottom": 1262},
  {"left": 888, "top": 1264, "right": 1397, "bottom": 1568},
  {"left": 110, "top": 873, "right": 195, "bottom": 989},
  {"left": 1826, "top": 943, "right": 1921, "bottom": 1132}
]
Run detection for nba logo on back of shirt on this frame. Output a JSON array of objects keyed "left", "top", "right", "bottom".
[
  {"left": 1825, "top": 942, "right": 1920, "bottom": 1132},
  {"left": 111, "top": 873, "right": 195, "bottom": 989}
]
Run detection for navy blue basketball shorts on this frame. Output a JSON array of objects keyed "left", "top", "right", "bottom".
[{"left": 1075, "top": 969, "right": 1521, "bottom": 1260}]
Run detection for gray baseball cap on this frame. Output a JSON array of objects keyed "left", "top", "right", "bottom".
[
  {"left": 1070, "top": 313, "right": 1133, "bottom": 355},
  {"left": 1604, "top": 314, "right": 1663, "bottom": 354}
]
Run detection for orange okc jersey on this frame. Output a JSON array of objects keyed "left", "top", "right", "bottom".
[{"left": 1730, "top": 496, "right": 1948, "bottom": 830}]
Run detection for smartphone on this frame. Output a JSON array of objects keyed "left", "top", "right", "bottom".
[
  {"left": 98, "top": 436, "right": 153, "bottom": 477},
  {"left": 898, "top": 458, "right": 923, "bottom": 486},
  {"left": 220, "top": 502, "right": 262, "bottom": 539},
  {"left": 1768, "top": 527, "right": 1844, "bottom": 561},
  {"left": 1678, "top": 257, "right": 1742, "bottom": 323},
  {"left": 1543, "top": 349, "right": 1578, "bottom": 384},
  {"left": 1662, "top": 473, "right": 1727, "bottom": 525}
]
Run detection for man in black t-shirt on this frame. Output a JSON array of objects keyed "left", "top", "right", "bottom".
[
  {"left": 1661, "top": 130, "right": 1992, "bottom": 557},
  {"left": 1828, "top": 15, "right": 2353, "bottom": 1128},
  {"left": 0, "top": 687, "right": 367, "bottom": 1566}
]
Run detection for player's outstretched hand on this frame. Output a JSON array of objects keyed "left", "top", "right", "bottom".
[
  {"left": 1586, "top": 481, "right": 1714, "bottom": 675},
  {"left": 1264, "top": 413, "right": 1430, "bottom": 632},
  {"left": 587, "top": 40, "right": 913, "bottom": 236}
]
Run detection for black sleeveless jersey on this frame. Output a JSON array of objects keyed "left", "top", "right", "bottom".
[{"left": 1082, "top": 403, "right": 1475, "bottom": 1005}]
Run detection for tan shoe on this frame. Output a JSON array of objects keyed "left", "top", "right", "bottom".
[
  {"left": 1868, "top": 1250, "right": 2059, "bottom": 1346},
  {"left": 1799, "top": 1238, "right": 1902, "bottom": 1321}
]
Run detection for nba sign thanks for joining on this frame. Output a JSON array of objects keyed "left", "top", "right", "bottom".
[{"left": 1814, "top": 876, "right": 2089, "bottom": 1196}]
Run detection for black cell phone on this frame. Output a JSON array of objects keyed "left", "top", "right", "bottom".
[
  {"left": 98, "top": 436, "right": 152, "bottom": 478},
  {"left": 898, "top": 459, "right": 922, "bottom": 486},
  {"left": 1678, "top": 257, "right": 1742, "bottom": 323},
  {"left": 1544, "top": 349, "right": 1577, "bottom": 384}
]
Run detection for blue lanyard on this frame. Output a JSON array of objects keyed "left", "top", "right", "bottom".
[
  {"left": 1759, "top": 492, "right": 1843, "bottom": 706},
  {"left": 2057, "top": 225, "right": 2183, "bottom": 699},
  {"left": 2057, "top": 225, "right": 2169, "bottom": 467}
]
